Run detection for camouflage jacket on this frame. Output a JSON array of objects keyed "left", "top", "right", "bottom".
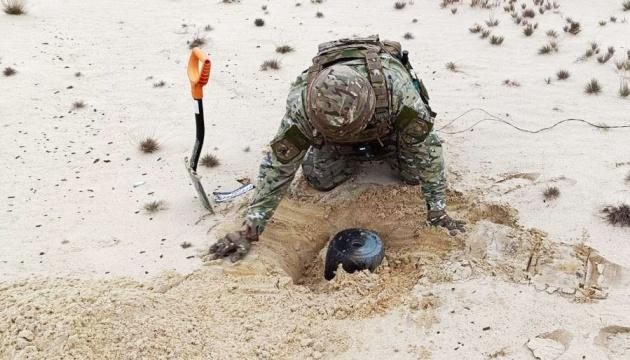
[{"left": 245, "top": 53, "right": 436, "bottom": 233}]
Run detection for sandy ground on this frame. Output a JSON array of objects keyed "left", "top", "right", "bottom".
[{"left": 1, "top": 0, "right": 630, "bottom": 358}]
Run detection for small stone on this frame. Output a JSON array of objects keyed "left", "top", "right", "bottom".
[{"left": 18, "top": 329, "right": 34, "bottom": 341}]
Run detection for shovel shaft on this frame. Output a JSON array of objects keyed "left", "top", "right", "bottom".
[{"left": 190, "top": 99, "right": 205, "bottom": 171}]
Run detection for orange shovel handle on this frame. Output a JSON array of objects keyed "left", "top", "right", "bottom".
[{"left": 187, "top": 48, "right": 212, "bottom": 100}]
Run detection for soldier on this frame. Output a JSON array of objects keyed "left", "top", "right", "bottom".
[{"left": 209, "top": 36, "right": 465, "bottom": 262}]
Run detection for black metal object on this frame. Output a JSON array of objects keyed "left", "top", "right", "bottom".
[
  {"left": 324, "top": 228, "right": 385, "bottom": 280},
  {"left": 185, "top": 99, "right": 213, "bottom": 213}
]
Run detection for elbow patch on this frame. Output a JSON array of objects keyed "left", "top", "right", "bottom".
[{"left": 271, "top": 125, "right": 311, "bottom": 163}]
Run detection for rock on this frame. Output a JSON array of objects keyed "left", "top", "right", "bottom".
[
  {"left": 526, "top": 338, "right": 565, "bottom": 359},
  {"left": 18, "top": 329, "right": 34, "bottom": 341}
]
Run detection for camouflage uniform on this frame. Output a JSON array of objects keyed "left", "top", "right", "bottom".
[{"left": 245, "top": 53, "right": 447, "bottom": 233}]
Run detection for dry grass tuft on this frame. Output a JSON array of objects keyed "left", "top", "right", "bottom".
[
  {"left": 480, "top": 29, "right": 491, "bottom": 39},
  {"left": 485, "top": 16, "right": 499, "bottom": 27},
  {"left": 563, "top": 19, "right": 581, "bottom": 35},
  {"left": 276, "top": 45, "right": 295, "bottom": 54},
  {"left": 620, "top": 80, "right": 630, "bottom": 97},
  {"left": 188, "top": 35, "right": 206, "bottom": 49},
  {"left": 260, "top": 59, "right": 280, "bottom": 71},
  {"left": 72, "top": 100, "right": 86, "bottom": 109},
  {"left": 2, "top": 0, "right": 26, "bottom": 15},
  {"left": 180, "top": 241, "right": 192, "bottom": 249},
  {"left": 584, "top": 79, "right": 602, "bottom": 94},
  {"left": 204, "top": 24, "right": 213, "bottom": 31},
  {"left": 602, "top": 204, "right": 630, "bottom": 227},
  {"left": 538, "top": 41, "right": 558, "bottom": 55},
  {"left": 144, "top": 200, "right": 166, "bottom": 214},
  {"left": 200, "top": 153, "right": 220, "bottom": 168},
  {"left": 315, "top": 11, "right": 324, "bottom": 17},
  {"left": 556, "top": 70, "right": 570, "bottom": 80},
  {"left": 623, "top": 0, "right": 630, "bottom": 11},
  {"left": 153, "top": 80, "right": 166, "bottom": 88},
  {"left": 599, "top": 20, "right": 607, "bottom": 26},
  {"left": 74, "top": 71, "right": 82, "bottom": 77},
  {"left": 489, "top": 35, "right": 504, "bottom": 45},
  {"left": 394, "top": 1, "right": 406, "bottom": 9},
  {"left": 3, "top": 67, "right": 16, "bottom": 76},
  {"left": 139, "top": 137, "right": 160, "bottom": 153},
  {"left": 254, "top": 18, "right": 265, "bottom": 26},
  {"left": 523, "top": 24, "right": 535, "bottom": 36},
  {"left": 502, "top": 79, "right": 520, "bottom": 87},
  {"left": 543, "top": 186, "right": 560, "bottom": 200},
  {"left": 546, "top": 29, "right": 558, "bottom": 38},
  {"left": 469, "top": 23, "right": 483, "bottom": 33},
  {"left": 445, "top": 62, "right": 459, "bottom": 72},
  {"left": 522, "top": 8, "right": 535, "bottom": 18},
  {"left": 597, "top": 46, "right": 615, "bottom": 64},
  {"left": 403, "top": 32, "right": 414, "bottom": 40}
]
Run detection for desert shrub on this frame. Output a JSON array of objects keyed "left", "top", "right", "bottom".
[
  {"left": 556, "top": 70, "right": 570, "bottom": 80},
  {"left": 445, "top": 62, "right": 458, "bottom": 72},
  {"left": 2, "top": 0, "right": 26, "bottom": 15},
  {"left": 584, "top": 79, "right": 602, "bottom": 94},
  {"left": 254, "top": 18, "right": 265, "bottom": 26},
  {"left": 489, "top": 35, "right": 504, "bottom": 45},
  {"left": 469, "top": 24, "right": 483, "bottom": 33},
  {"left": 139, "top": 137, "right": 160, "bottom": 153},
  {"left": 394, "top": 1, "right": 406, "bottom": 9},
  {"left": 602, "top": 204, "right": 630, "bottom": 226},
  {"left": 543, "top": 186, "right": 560, "bottom": 200},
  {"left": 485, "top": 16, "right": 499, "bottom": 26},
  {"left": 200, "top": 154, "right": 220, "bottom": 168},
  {"left": 563, "top": 19, "right": 581, "bottom": 35},
  {"left": 620, "top": 81, "right": 630, "bottom": 97},
  {"left": 188, "top": 35, "right": 206, "bottom": 49},
  {"left": 144, "top": 200, "right": 166, "bottom": 213},
  {"left": 72, "top": 100, "right": 86, "bottom": 109},
  {"left": 276, "top": 45, "right": 294, "bottom": 54},
  {"left": 315, "top": 11, "right": 323, "bottom": 17},
  {"left": 260, "top": 59, "right": 280, "bottom": 70},
  {"left": 522, "top": 8, "right": 535, "bottom": 18},
  {"left": 538, "top": 41, "right": 558, "bottom": 54},
  {"left": 596, "top": 46, "right": 615, "bottom": 64},
  {"left": 403, "top": 32, "right": 414, "bottom": 39},
  {"left": 3, "top": 67, "right": 16, "bottom": 76},
  {"left": 623, "top": 0, "right": 630, "bottom": 11}
]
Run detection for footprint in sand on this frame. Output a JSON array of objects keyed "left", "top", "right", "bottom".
[
  {"left": 526, "top": 329, "right": 573, "bottom": 360},
  {"left": 594, "top": 326, "right": 630, "bottom": 359}
]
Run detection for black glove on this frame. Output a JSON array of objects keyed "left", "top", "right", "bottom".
[
  {"left": 427, "top": 210, "right": 466, "bottom": 235},
  {"left": 208, "top": 221, "right": 258, "bottom": 262}
]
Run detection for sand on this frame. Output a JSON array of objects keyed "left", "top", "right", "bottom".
[{"left": 2, "top": 0, "right": 630, "bottom": 358}]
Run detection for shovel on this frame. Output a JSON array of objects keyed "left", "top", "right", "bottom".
[
  {"left": 184, "top": 48, "right": 256, "bottom": 211},
  {"left": 185, "top": 47, "right": 214, "bottom": 213}
]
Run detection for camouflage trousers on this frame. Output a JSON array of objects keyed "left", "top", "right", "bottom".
[{"left": 302, "top": 132, "right": 447, "bottom": 211}]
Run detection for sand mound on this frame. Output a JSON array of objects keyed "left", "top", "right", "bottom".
[{"left": 1, "top": 183, "right": 626, "bottom": 359}]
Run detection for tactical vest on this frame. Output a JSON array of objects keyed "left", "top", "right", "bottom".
[{"left": 306, "top": 35, "right": 405, "bottom": 145}]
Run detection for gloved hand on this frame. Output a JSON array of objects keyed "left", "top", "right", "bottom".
[
  {"left": 208, "top": 220, "right": 259, "bottom": 262},
  {"left": 427, "top": 210, "right": 466, "bottom": 235}
]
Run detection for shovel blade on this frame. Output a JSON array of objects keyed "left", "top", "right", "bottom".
[{"left": 185, "top": 157, "right": 214, "bottom": 213}]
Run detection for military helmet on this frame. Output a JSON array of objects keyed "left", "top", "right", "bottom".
[{"left": 305, "top": 65, "right": 375, "bottom": 141}]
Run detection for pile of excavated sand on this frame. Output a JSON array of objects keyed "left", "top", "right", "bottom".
[{"left": 2, "top": 183, "right": 627, "bottom": 359}]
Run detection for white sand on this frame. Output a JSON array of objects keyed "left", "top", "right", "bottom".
[{"left": 1, "top": 0, "right": 630, "bottom": 358}]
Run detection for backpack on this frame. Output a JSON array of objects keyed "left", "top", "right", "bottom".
[{"left": 306, "top": 35, "right": 433, "bottom": 143}]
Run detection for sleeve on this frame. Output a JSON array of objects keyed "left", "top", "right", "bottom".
[
  {"left": 244, "top": 113, "right": 310, "bottom": 234},
  {"left": 390, "top": 64, "right": 447, "bottom": 213}
]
